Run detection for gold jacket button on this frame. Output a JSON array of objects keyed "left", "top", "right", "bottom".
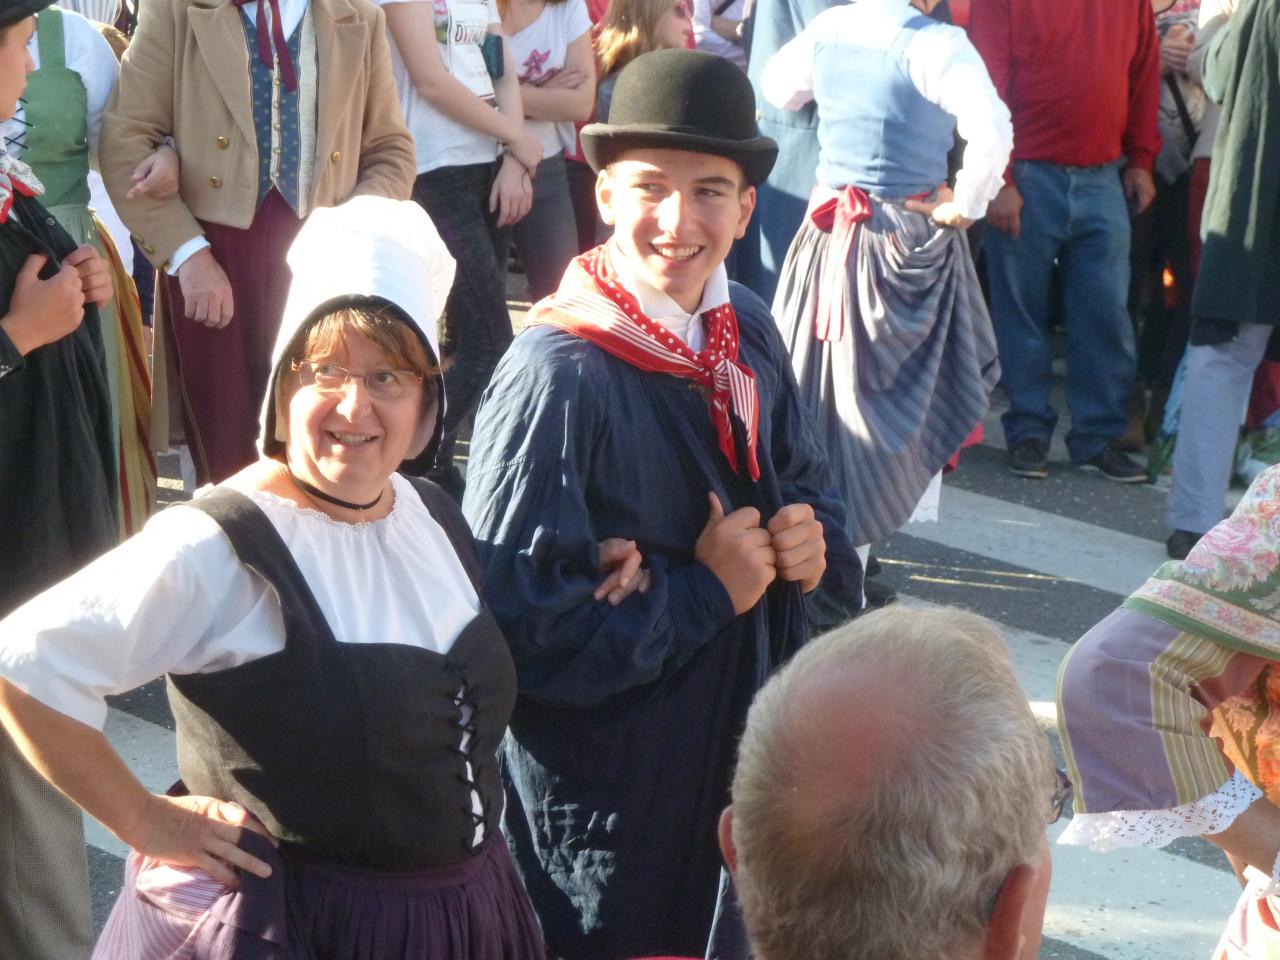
[
  {"left": 330, "top": 151, "right": 342, "bottom": 163},
  {"left": 216, "top": 136, "right": 229, "bottom": 149},
  {"left": 209, "top": 176, "right": 222, "bottom": 188}
]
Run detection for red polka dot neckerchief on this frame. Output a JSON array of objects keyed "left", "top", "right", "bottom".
[{"left": 526, "top": 243, "right": 761, "bottom": 481}]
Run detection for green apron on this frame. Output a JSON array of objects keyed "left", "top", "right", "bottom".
[
  {"left": 22, "top": 6, "right": 121, "bottom": 469},
  {"left": 22, "top": 8, "right": 90, "bottom": 210}
]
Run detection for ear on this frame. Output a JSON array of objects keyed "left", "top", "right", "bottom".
[
  {"left": 596, "top": 167, "right": 617, "bottom": 227},
  {"left": 718, "top": 806, "right": 738, "bottom": 874},
  {"left": 981, "top": 847, "right": 1051, "bottom": 960},
  {"left": 734, "top": 185, "right": 757, "bottom": 241}
]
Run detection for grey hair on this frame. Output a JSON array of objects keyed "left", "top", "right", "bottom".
[{"left": 730, "top": 605, "right": 1055, "bottom": 960}]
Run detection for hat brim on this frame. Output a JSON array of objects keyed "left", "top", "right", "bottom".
[
  {"left": 1, "top": 0, "right": 55, "bottom": 29},
  {"left": 581, "top": 124, "right": 778, "bottom": 187}
]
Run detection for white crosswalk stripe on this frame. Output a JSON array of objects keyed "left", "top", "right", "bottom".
[{"left": 89, "top": 431, "right": 1243, "bottom": 959}]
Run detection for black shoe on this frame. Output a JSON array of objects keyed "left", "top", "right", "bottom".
[
  {"left": 1081, "top": 445, "right": 1147, "bottom": 483},
  {"left": 1008, "top": 437, "right": 1049, "bottom": 479},
  {"left": 1167, "top": 529, "right": 1202, "bottom": 560}
]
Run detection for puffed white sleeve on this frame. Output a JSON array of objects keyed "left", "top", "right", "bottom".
[
  {"left": 760, "top": 18, "right": 820, "bottom": 111},
  {"left": 0, "top": 505, "right": 258, "bottom": 731},
  {"left": 907, "top": 25, "right": 1013, "bottom": 220},
  {"left": 61, "top": 8, "right": 121, "bottom": 165}
]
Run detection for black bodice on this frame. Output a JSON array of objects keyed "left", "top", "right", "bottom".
[{"left": 167, "top": 479, "right": 516, "bottom": 869}]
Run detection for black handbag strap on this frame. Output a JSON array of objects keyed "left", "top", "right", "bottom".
[{"left": 1166, "top": 75, "right": 1198, "bottom": 147}]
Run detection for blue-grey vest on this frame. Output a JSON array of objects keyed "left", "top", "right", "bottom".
[
  {"left": 244, "top": 15, "right": 304, "bottom": 213},
  {"left": 812, "top": 12, "right": 955, "bottom": 196}
]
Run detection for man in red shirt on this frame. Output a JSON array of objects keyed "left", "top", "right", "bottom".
[{"left": 969, "top": 0, "right": 1161, "bottom": 482}]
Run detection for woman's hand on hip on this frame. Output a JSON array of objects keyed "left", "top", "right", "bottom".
[
  {"left": 904, "top": 187, "right": 973, "bottom": 230},
  {"left": 127, "top": 793, "right": 276, "bottom": 887}
]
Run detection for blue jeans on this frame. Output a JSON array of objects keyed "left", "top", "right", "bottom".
[{"left": 985, "top": 159, "right": 1136, "bottom": 463}]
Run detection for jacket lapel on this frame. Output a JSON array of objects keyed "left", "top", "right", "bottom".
[
  {"left": 188, "top": 2, "right": 256, "bottom": 145},
  {"left": 313, "top": 0, "right": 366, "bottom": 155}
]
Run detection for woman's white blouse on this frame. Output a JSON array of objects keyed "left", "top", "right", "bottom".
[
  {"left": 0, "top": 473, "right": 481, "bottom": 731},
  {"left": 761, "top": 0, "right": 1013, "bottom": 220}
]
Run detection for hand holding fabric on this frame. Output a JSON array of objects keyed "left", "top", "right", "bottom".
[
  {"left": 695, "top": 492, "right": 776, "bottom": 615},
  {"left": 0, "top": 253, "right": 85, "bottom": 354},
  {"left": 63, "top": 245, "right": 113, "bottom": 307},
  {"left": 904, "top": 186, "right": 974, "bottom": 230},
  {"left": 125, "top": 794, "right": 276, "bottom": 888},
  {"left": 767, "top": 502, "right": 826, "bottom": 593}
]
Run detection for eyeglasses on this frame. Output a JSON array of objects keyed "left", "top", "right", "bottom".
[
  {"left": 1049, "top": 767, "right": 1073, "bottom": 825},
  {"left": 292, "top": 361, "right": 424, "bottom": 401}
]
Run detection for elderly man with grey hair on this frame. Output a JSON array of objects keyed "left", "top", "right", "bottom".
[{"left": 717, "top": 606, "right": 1061, "bottom": 960}]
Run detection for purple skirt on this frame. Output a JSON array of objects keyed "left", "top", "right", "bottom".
[{"left": 95, "top": 832, "right": 546, "bottom": 960}]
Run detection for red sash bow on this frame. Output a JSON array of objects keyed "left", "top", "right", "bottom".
[
  {"left": 808, "top": 185, "right": 872, "bottom": 343},
  {"left": 234, "top": 0, "right": 298, "bottom": 93},
  {"left": 525, "top": 245, "right": 762, "bottom": 481}
]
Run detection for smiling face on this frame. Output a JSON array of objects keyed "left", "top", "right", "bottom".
[
  {"left": 281, "top": 328, "right": 429, "bottom": 502},
  {"left": 0, "top": 17, "right": 35, "bottom": 123},
  {"left": 596, "top": 148, "right": 755, "bottom": 313}
]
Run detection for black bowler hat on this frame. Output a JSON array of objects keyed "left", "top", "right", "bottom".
[
  {"left": 582, "top": 49, "right": 778, "bottom": 187},
  {"left": 0, "top": 0, "right": 53, "bottom": 28}
]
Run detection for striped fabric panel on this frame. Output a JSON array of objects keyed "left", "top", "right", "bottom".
[
  {"left": 773, "top": 207, "right": 998, "bottom": 546},
  {"left": 1151, "top": 632, "right": 1237, "bottom": 805},
  {"left": 92, "top": 853, "right": 223, "bottom": 960}
]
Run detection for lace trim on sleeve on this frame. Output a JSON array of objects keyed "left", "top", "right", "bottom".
[{"left": 1056, "top": 770, "right": 1262, "bottom": 852}]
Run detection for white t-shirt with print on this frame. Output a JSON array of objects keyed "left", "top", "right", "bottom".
[
  {"left": 376, "top": 0, "right": 503, "bottom": 172},
  {"left": 506, "top": 0, "right": 593, "bottom": 159}
]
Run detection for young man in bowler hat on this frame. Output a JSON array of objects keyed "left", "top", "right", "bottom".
[
  {"left": 462, "top": 49, "right": 863, "bottom": 959},
  {"left": 0, "top": 0, "right": 116, "bottom": 955}
]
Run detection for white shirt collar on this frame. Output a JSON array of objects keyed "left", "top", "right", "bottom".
[{"left": 608, "top": 242, "right": 731, "bottom": 352}]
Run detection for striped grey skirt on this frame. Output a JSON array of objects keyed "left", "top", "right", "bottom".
[{"left": 772, "top": 195, "right": 999, "bottom": 547}]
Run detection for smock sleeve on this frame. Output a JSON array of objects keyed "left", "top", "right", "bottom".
[
  {"left": 462, "top": 331, "right": 739, "bottom": 710},
  {"left": 0, "top": 505, "right": 279, "bottom": 730},
  {"left": 905, "top": 24, "right": 1012, "bottom": 219},
  {"left": 760, "top": 18, "right": 819, "bottom": 111}
]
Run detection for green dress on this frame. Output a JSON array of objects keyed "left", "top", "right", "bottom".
[{"left": 22, "top": 7, "right": 154, "bottom": 535}]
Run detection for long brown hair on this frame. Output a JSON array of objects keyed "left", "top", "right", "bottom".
[{"left": 596, "top": 0, "right": 677, "bottom": 76}]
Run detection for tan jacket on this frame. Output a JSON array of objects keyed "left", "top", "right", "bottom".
[{"left": 100, "top": 0, "right": 415, "bottom": 267}]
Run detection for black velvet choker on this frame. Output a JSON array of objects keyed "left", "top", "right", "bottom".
[{"left": 289, "top": 471, "right": 383, "bottom": 512}]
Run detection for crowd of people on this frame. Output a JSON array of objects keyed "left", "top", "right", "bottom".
[{"left": 2, "top": 0, "right": 1280, "bottom": 956}]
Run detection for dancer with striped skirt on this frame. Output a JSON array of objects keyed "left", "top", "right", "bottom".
[{"left": 762, "top": 0, "right": 1009, "bottom": 553}]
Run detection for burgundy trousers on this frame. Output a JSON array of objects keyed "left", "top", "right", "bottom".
[{"left": 167, "top": 190, "right": 304, "bottom": 484}]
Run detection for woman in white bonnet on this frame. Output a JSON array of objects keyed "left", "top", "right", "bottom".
[{"left": 0, "top": 197, "right": 596, "bottom": 958}]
